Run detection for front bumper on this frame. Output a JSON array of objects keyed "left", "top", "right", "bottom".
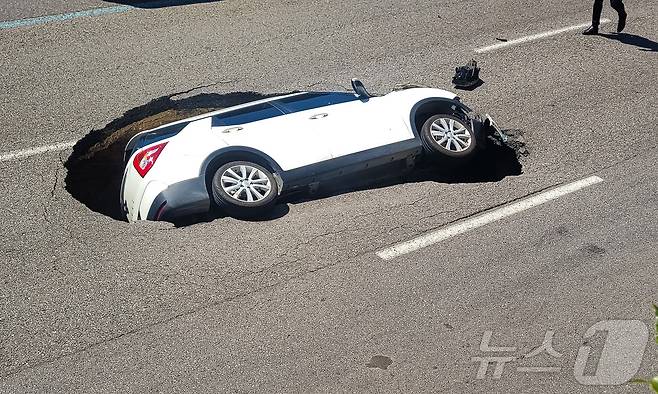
[{"left": 483, "top": 113, "right": 508, "bottom": 142}]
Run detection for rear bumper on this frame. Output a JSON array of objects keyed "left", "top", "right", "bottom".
[
  {"left": 143, "top": 178, "right": 210, "bottom": 221},
  {"left": 122, "top": 174, "right": 210, "bottom": 222},
  {"left": 142, "top": 179, "right": 210, "bottom": 221}
]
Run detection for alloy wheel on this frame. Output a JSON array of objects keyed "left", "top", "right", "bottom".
[
  {"left": 220, "top": 164, "right": 272, "bottom": 202},
  {"left": 430, "top": 117, "right": 472, "bottom": 152}
]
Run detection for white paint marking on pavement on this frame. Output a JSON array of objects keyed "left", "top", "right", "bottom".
[
  {"left": 474, "top": 19, "right": 611, "bottom": 53},
  {"left": 0, "top": 1, "right": 204, "bottom": 30},
  {"left": 376, "top": 176, "right": 604, "bottom": 260},
  {"left": 0, "top": 141, "right": 76, "bottom": 162},
  {"left": 0, "top": 6, "right": 133, "bottom": 30}
]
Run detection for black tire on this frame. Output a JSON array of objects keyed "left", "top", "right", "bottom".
[
  {"left": 211, "top": 161, "right": 278, "bottom": 218},
  {"left": 420, "top": 113, "right": 481, "bottom": 160}
]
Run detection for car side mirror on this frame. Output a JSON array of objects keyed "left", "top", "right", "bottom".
[{"left": 351, "top": 78, "right": 371, "bottom": 101}]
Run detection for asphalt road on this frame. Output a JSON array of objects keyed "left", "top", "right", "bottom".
[{"left": 1, "top": 0, "right": 657, "bottom": 392}]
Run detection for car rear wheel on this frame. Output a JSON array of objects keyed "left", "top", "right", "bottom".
[
  {"left": 211, "top": 161, "right": 278, "bottom": 218},
  {"left": 420, "top": 114, "right": 479, "bottom": 159}
]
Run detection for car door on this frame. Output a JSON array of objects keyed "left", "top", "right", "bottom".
[
  {"left": 213, "top": 100, "right": 333, "bottom": 171},
  {"left": 316, "top": 96, "right": 409, "bottom": 158},
  {"left": 272, "top": 92, "right": 400, "bottom": 160}
]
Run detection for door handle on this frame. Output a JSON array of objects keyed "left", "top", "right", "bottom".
[
  {"left": 221, "top": 126, "right": 244, "bottom": 133},
  {"left": 309, "top": 113, "right": 328, "bottom": 120}
]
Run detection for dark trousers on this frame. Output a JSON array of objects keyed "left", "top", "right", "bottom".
[{"left": 592, "top": 0, "right": 626, "bottom": 26}]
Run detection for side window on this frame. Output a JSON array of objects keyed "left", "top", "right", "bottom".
[
  {"left": 212, "top": 103, "right": 284, "bottom": 127},
  {"left": 275, "top": 92, "right": 358, "bottom": 113}
]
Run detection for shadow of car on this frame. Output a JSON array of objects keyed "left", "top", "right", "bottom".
[{"left": 103, "top": 0, "right": 220, "bottom": 9}]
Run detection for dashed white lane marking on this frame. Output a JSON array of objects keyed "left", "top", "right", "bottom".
[
  {"left": 0, "top": 6, "right": 133, "bottom": 30},
  {"left": 376, "top": 176, "right": 604, "bottom": 260},
  {"left": 474, "top": 19, "right": 611, "bottom": 53},
  {"left": 0, "top": 141, "right": 76, "bottom": 162}
]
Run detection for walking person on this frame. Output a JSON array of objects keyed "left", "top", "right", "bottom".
[{"left": 583, "top": 0, "right": 628, "bottom": 35}]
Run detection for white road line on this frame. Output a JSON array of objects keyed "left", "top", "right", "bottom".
[
  {"left": 474, "top": 19, "right": 611, "bottom": 53},
  {"left": 0, "top": 6, "right": 132, "bottom": 30},
  {"left": 0, "top": 1, "right": 203, "bottom": 31},
  {"left": 0, "top": 141, "right": 76, "bottom": 162},
  {"left": 376, "top": 176, "right": 604, "bottom": 260}
]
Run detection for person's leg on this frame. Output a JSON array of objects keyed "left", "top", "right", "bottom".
[
  {"left": 611, "top": 0, "right": 627, "bottom": 32},
  {"left": 592, "top": 0, "right": 605, "bottom": 26},
  {"left": 610, "top": 0, "right": 626, "bottom": 14},
  {"left": 584, "top": 0, "right": 604, "bottom": 34}
]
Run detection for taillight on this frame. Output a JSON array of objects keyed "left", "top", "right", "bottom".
[{"left": 133, "top": 142, "right": 167, "bottom": 177}]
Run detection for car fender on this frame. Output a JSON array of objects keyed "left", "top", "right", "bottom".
[
  {"left": 410, "top": 100, "right": 474, "bottom": 138},
  {"left": 381, "top": 88, "right": 466, "bottom": 137}
]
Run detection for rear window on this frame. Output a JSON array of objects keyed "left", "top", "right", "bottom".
[
  {"left": 274, "top": 92, "right": 358, "bottom": 113},
  {"left": 212, "top": 103, "right": 284, "bottom": 127}
]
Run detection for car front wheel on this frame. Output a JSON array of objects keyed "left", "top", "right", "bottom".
[
  {"left": 420, "top": 114, "right": 479, "bottom": 159},
  {"left": 211, "top": 161, "right": 278, "bottom": 218}
]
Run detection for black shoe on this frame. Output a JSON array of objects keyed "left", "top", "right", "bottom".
[
  {"left": 582, "top": 25, "right": 599, "bottom": 35},
  {"left": 617, "top": 11, "right": 627, "bottom": 32}
]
